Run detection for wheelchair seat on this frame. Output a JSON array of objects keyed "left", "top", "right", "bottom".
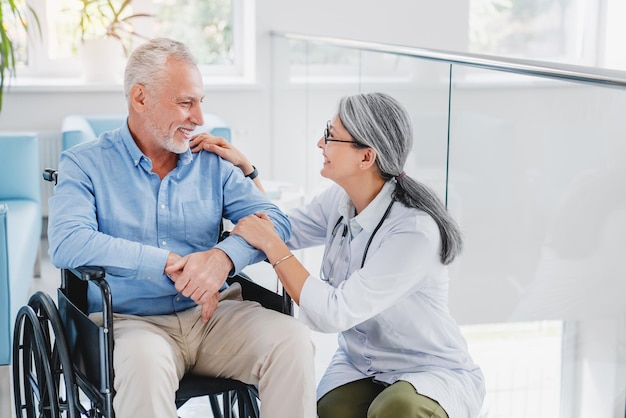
[{"left": 14, "top": 267, "right": 291, "bottom": 418}]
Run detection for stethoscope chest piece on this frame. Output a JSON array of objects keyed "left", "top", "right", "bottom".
[{"left": 321, "top": 199, "right": 395, "bottom": 282}]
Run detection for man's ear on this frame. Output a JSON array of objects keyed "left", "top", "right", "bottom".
[{"left": 129, "top": 84, "right": 146, "bottom": 113}]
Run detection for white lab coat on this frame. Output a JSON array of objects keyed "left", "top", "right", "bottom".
[{"left": 289, "top": 181, "right": 485, "bottom": 418}]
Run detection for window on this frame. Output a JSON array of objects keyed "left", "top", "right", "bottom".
[
  {"left": 282, "top": 40, "right": 420, "bottom": 84},
  {"left": 468, "top": 0, "right": 600, "bottom": 67},
  {"left": 15, "top": 0, "right": 253, "bottom": 81},
  {"left": 462, "top": 321, "right": 563, "bottom": 417},
  {"left": 600, "top": 0, "right": 626, "bottom": 70}
]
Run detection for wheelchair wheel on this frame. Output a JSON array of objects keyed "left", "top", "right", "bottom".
[
  {"left": 28, "top": 291, "right": 79, "bottom": 418},
  {"left": 13, "top": 305, "right": 60, "bottom": 418},
  {"left": 13, "top": 292, "right": 79, "bottom": 418}
]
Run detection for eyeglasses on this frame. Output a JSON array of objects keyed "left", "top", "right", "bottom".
[{"left": 324, "top": 120, "right": 356, "bottom": 145}]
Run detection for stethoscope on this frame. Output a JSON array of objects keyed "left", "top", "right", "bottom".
[{"left": 321, "top": 199, "right": 395, "bottom": 282}]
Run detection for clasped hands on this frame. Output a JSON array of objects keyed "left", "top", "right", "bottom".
[{"left": 164, "top": 249, "right": 233, "bottom": 323}]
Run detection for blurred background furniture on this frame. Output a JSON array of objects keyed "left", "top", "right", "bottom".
[
  {"left": 61, "top": 113, "right": 232, "bottom": 150},
  {"left": 0, "top": 133, "right": 42, "bottom": 369}
]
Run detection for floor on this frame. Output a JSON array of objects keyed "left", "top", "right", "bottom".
[{"left": 5, "top": 238, "right": 337, "bottom": 418}]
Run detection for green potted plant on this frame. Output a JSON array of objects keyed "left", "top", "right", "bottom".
[
  {"left": 74, "top": 0, "right": 151, "bottom": 82},
  {"left": 0, "top": 0, "right": 39, "bottom": 111},
  {"left": 77, "top": 0, "right": 151, "bottom": 56}
]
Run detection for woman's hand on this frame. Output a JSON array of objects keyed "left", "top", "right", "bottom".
[
  {"left": 234, "top": 213, "right": 309, "bottom": 306},
  {"left": 231, "top": 213, "right": 279, "bottom": 252},
  {"left": 190, "top": 132, "right": 254, "bottom": 176}
]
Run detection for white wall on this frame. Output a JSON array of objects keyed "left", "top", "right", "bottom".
[
  {"left": 0, "top": 0, "right": 468, "bottom": 183},
  {"left": 256, "top": 0, "right": 468, "bottom": 82}
]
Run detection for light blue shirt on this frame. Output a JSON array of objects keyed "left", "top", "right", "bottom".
[
  {"left": 290, "top": 181, "right": 485, "bottom": 418},
  {"left": 48, "top": 121, "right": 290, "bottom": 315}
]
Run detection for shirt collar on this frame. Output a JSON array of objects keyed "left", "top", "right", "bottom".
[
  {"left": 338, "top": 180, "right": 395, "bottom": 236},
  {"left": 120, "top": 121, "right": 193, "bottom": 168}
]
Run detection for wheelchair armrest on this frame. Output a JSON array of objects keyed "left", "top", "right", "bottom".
[
  {"left": 68, "top": 266, "right": 106, "bottom": 281},
  {"left": 61, "top": 266, "right": 113, "bottom": 331},
  {"left": 227, "top": 274, "right": 293, "bottom": 316},
  {"left": 62, "top": 267, "right": 293, "bottom": 316},
  {"left": 58, "top": 266, "right": 115, "bottom": 396}
]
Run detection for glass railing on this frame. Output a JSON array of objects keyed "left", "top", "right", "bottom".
[{"left": 271, "top": 31, "right": 626, "bottom": 418}]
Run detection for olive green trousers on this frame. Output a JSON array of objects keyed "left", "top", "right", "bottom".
[{"left": 318, "top": 378, "right": 449, "bottom": 418}]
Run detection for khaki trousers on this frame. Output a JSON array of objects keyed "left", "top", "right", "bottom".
[{"left": 93, "top": 284, "right": 316, "bottom": 418}]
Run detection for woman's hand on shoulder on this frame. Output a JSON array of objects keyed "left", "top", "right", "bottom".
[{"left": 190, "top": 132, "right": 253, "bottom": 173}]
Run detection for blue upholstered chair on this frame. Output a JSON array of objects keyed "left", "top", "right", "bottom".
[
  {"left": 0, "top": 133, "right": 42, "bottom": 367},
  {"left": 61, "top": 113, "right": 231, "bottom": 150}
]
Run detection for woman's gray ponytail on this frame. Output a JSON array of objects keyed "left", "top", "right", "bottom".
[{"left": 338, "top": 92, "right": 463, "bottom": 264}]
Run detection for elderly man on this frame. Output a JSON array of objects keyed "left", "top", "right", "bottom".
[{"left": 48, "top": 37, "right": 316, "bottom": 418}]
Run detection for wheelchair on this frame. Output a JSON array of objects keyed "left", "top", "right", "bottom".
[{"left": 12, "top": 169, "right": 293, "bottom": 418}]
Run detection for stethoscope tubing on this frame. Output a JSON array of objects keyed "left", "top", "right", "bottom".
[{"left": 325, "top": 199, "right": 395, "bottom": 279}]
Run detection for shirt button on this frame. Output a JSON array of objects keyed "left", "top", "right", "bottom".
[
  {"left": 161, "top": 240, "right": 167, "bottom": 246},
  {"left": 160, "top": 204, "right": 166, "bottom": 209},
  {"left": 175, "top": 296, "right": 181, "bottom": 302},
  {"left": 359, "top": 336, "right": 366, "bottom": 342}
]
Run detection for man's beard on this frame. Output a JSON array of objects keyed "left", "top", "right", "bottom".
[
  {"left": 163, "top": 131, "right": 189, "bottom": 154},
  {"left": 146, "top": 118, "right": 190, "bottom": 154}
]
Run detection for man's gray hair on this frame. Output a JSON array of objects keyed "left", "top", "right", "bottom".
[
  {"left": 123, "top": 38, "right": 197, "bottom": 100},
  {"left": 338, "top": 92, "right": 463, "bottom": 264}
]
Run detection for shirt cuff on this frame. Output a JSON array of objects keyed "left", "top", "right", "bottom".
[
  {"left": 137, "top": 245, "right": 170, "bottom": 280},
  {"left": 213, "top": 234, "right": 256, "bottom": 275}
]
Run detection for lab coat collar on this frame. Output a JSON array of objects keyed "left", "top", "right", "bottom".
[{"left": 337, "top": 180, "right": 395, "bottom": 234}]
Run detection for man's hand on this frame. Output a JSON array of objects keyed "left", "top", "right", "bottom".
[
  {"left": 200, "top": 291, "right": 220, "bottom": 323},
  {"left": 164, "top": 251, "right": 183, "bottom": 282},
  {"left": 165, "top": 248, "right": 233, "bottom": 307}
]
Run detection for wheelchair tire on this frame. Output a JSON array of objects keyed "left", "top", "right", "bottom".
[
  {"left": 28, "top": 291, "right": 80, "bottom": 418},
  {"left": 13, "top": 304, "right": 61, "bottom": 418}
]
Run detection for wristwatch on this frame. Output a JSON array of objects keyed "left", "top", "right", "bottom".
[{"left": 245, "top": 165, "right": 258, "bottom": 180}]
